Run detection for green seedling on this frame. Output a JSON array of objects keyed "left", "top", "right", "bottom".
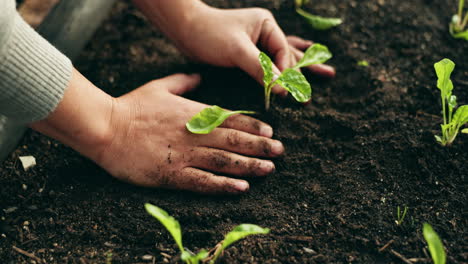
[
  {"left": 423, "top": 223, "right": 446, "bottom": 264},
  {"left": 144, "top": 203, "right": 269, "bottom": 264},
  {"left": 106, "top": 251, "right": 113, "bottom": 264},
  {"left": 357, "top": 60, "right": 369, "bottom": 67},
  {"left": 395, "top": 206, "right": 408, "bottom": 226},
  {"left": 434, "top": 59, "right": 468, "bottom": 146},
  {"left": 295, "top": 0, "right": 343, "bottom": 30},
  {"left": 208, "top": 224, "right": 270, "bottom": 264},
  {"left": 450, "top": 0, "right": 468, "bottom": 40},
  {"left": 186, "top": 105, "right": 255, "bottom": 134},
  {"left": 260, "top": 43, "right": 332, "bottom": 110}
]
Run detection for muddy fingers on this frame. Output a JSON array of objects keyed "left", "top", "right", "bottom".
[{"left": 189, "top": 147, "right": 275, "bottom": 177}]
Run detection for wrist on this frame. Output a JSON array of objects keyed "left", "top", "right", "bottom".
[{"left": 30, "top": 68, "right": 115, "bottom": 162}]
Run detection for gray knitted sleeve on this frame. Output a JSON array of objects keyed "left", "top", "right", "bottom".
[{"left": 0, "top": 0, "right": 72, "bottom": 124}]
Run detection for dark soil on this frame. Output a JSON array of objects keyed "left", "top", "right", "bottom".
[{"left": 1, "top": 0, "right": 467, "bottom": 263}]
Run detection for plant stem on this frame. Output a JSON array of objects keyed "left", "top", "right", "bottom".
[
  {"left": 447, "top": 130, "right": 459, "bottom": 145},
  {"left": 459, "top": 0, "right": 465, "bottom": 24},
  {"left": 265, "top": 84, "right": 272, "bottom": 111},
  {"left": 442, "top": 96, "right": 447, "bottom": 126},
  {"left": 461, "top": 12, "right": 468, "bottom": 29},
  {"left": 449, "top": 106, "right": 453, "bottom": 125},
  {"left": 209, "top": 246, "right": 223, "bottom": 264},
  {"left": 441, "top": 96, "right": 448, "bottom": 145}
]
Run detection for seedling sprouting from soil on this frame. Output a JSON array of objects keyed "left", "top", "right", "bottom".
[
  {"left": 357, "top": 60, "right": 369, "bottom": 67},
  {"left": 106, "top": 251, "right": 113, "bottom": 264},
  {"left": 395, "top": 206, "right": 408, "bottom": 226},
  {"left": 186, "top": 105, "right": 255, "bottom": 134},
  {"left": 294, "top": 0, "right": 343, "bottom": 30},
  {"left": 450, "top": 0, "right": 468, "bottom": 40},
  {"left": 433, "top": 58, "right": 468, "bottom": 146},
  {"left": 260, "top": 43, "right": 332, "bottom": 110},
  {"left": 423, "top": 223, "right": 446, "bottom": 264},
  {"left": 144, "top": 203, "right": 269, "bottom": 264}
]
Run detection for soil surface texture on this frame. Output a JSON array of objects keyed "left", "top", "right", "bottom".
[{"left": 1, "top": 0, "right": 467, "bottom": 263}]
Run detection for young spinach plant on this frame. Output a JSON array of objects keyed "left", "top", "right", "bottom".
[
  {"left": 186, "top": 105, "right": 255, "bottom": 134},
  {"left": 260, "top": 43, "right": 332, "bottom": 110},
  {"left": 295, "top": 0, "right": 343, "bottom": 30},
  {"left": 450, "top": 0, "right": 468, "bottom": 40},
  {"left": 145, "top": 203, "right": 269, "bottom": 264},
  {"left": 434, "top": 58, "right": 468, "bottom": 146},
  {"left": 423, "top": 223, "right": 446, "bottom": 264},
  {"left": 395, "top": 206, "right": 408, "bottom": 226}
]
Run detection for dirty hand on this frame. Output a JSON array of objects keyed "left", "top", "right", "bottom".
[
  {"left": 32, "top": 69, "right": 284, "bottom": 194},
  {"left": 132, "top": 0, "right": 335, "bottom": 95}
]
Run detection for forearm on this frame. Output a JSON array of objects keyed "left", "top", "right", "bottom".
[{"left": 30, "top": 68, "right": 114, "bottom": 162}]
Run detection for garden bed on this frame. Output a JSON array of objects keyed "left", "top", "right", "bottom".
[{"left": 1, "top": 0, "right": 467, "bottom": 263}]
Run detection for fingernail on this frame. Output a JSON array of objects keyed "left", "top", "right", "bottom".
[
  {"left": 260, "top": 125, "right": 273, "bottom": 137},
  {"left": 323, "top": 65, "right": 336, "bottom": 75},
  {"left": 259, "top": 161, "right": 275, "bottom": 174},
  {"left": 189, "top": 73, "right": 201, "bottom": 80},
  {"left": 271, "top": 140, "right": 285, "bottom": 155},
  {"left": 234, "top": 181, "right": 249, "bottom": 192},
  {"left": 315, "top": 65, "right": 336, "bottom": 78}
]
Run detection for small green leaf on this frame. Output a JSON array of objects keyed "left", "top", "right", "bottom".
[
  {"left": 221, "top": 224, "right": 270, "bottom": 251},
  {"left": 357, "top": 60, "right": 369, "bottom": 67},
  {"left": 434, "top": 135, "right": 444, "bottom": 144},
  {"left": 434, "top": 59, "right": 455, "bottom": 98},
  {"left": 452, "top": 105, "right": 468, "bottom": 126},
  {"left": 296, "top": 8, "right": 342, "bottom": 30},
  {"left": 452, "top": 30, "right": 468, "bottom": 40},
  {"left": 181, "top": 250, "right": 209, "bottom": 264},
  {"left": 294, "top": 44, "right": 332, "bottom": 69},
  {"left": 275, "top": 69, "right": 311, "bottom": 103},
  {"left": 423, "top": 223, "right": 446, "bottom": 264},
  {"left": 144, "top": 203, "right": 184, "bottom": 252},
  {"left": 259, "top": 52, "right": 274, "bottom": 87},
  {"left": 462, "top": 128, "right": 468, "bottom": 134},
  {"left": 210, "top": 224, "right": 269, "bottom": 264},
  {"left": 186, "top": 106, "right": 255, "bottom": 134}
]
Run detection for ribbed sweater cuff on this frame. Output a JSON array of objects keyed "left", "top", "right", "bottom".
[{"left": 0, "top": 12, "right": 72, "bottom": 124}]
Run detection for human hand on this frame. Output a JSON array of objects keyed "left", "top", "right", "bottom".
[
  {"left": 31, "top": 70, "right": 283, "bottom": 194},
  {"left": 133, "top": 1, "right": 335, "bottom": 96},
  {"left": 95, "top": 73, "right": 284, "bottom": 194}
]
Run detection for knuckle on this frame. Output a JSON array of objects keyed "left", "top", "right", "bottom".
[
  {"left": 222, "top": 116, "right": 234, "bottom": 127},
  {"left": 226, "top": 130, "right": 242, "bottom": 147},
  {"left": 260, "top": 139, "right": 273, "bottom": 156},
  {"left": 228, "top": 41, "right": 248, "bottom": 59},
  {"left": 249, "top": 119, "right": 263, "bottom": 132},
  {"left": 209, "top": 151, "right": 231, "bottom": 169},
  {"left": 253, "top": 8, "right": 273, "bottom": 19},
  {"left": 248, "top": 159, "right": 261, "bottom": 174}
]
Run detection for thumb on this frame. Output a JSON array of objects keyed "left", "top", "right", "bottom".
[
  {"left": 233, "top": 39, "right": 287, "bottom": 96},
  {"left": 152, "top": 73, "right": 201, "bottom": 95}
]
